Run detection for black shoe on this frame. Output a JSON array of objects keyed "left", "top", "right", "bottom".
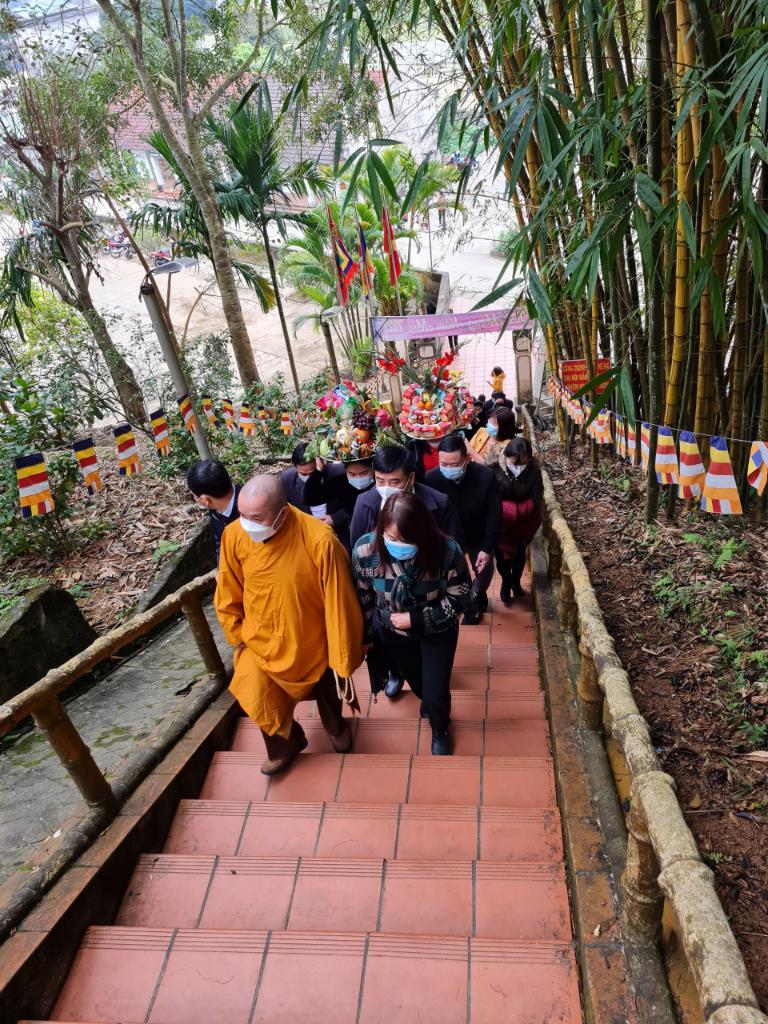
[
  {"left": 384, "top": 672, "right": 405, "bottom": 699},
  {"left": 431, "top": 728, "right": 451, "bottom": 756},
  {"left": 463, "top": 608, "right": 483, "bottom": 625},
  {"left": 477, "top": 592, "right": 489, "bottom": 613},
  {"left": 499, "top": 583, "right": 512, "bottom": 605}
]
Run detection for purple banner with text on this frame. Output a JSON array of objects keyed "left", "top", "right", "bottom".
[{"left": 371, "top": 308, "right": 531, "bottom": 344}]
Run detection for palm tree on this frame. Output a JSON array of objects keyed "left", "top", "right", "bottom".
[
  {"left": 279, "top": 200, "right": 423, "bottom": 375},
  {"left": 131, "top": 133, "right": 276, "bottom": 315},
  {"left": 206, "top": 103, "right": 333, "bottom": 393}
]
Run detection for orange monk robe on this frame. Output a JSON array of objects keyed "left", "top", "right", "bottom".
[{"left": 215, "top": 505, "right": 364, "bottom": 737}]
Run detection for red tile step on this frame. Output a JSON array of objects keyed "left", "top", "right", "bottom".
[
  {"left": 231, "top": 717, "right": 550, "bottom": 757},
  {"left": 115, "top": 853, "right": 570, "bottom": 940},
  {"left": 49, "top": 927, "right": 581, "bottom": 1024},
  {"left": 351, "top": 667, "right": 543, "bottom": 693},
  {"left": 198, "top": 753, "right": 557, "bottom": 807},
  {"left": 297, "top": 689, "right": 546, "bottom": 722},
  {"left": 163, "top": 801, "right": 564, "bottom": 862}
]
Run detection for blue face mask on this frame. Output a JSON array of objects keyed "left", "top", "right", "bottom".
[
  {"left": 347, "top": 473, "right": 373, "bottom": 491},
  {"left": 440, "top": 464, "right": 466, "bottom": 482},
  {"left": 384, "top": 538, "right": 418, "bottom": 560},
  {"left": 486, "top": 422, "right": 499, "bottom": 437}
]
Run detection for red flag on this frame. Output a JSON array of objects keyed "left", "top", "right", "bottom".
[{"left": 382, "top": 205, "right": 402, "bottom": 286}]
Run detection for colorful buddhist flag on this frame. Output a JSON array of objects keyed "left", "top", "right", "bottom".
[
  {"left": 201, "top": 397, "right": 218, "bottom": 429},
  {"left": 15, "top": 453, "right": 55, "bottom": 518},
  {"left": 614, "top": 416, "right": 627, "bottom": 460},
  {"left": 654, "top": 426, "right": 679, "bottom": 485},
  {"left": 257, "top": 407, "right": 269, "bottom": 435},
  {"left": 149, "top": 408, "right": 171, "bottom": 458},
  {"left": 280, "top": 412, "right": 293, "bottom": 436},
  {"left": 678, "top": 431, "right": 705, "bottom": 499},
  {"left": 626, "top": 422, "right": 636, "bottom": 465},
  {"left": 382, "top": 204, "right": 402, "bottom": 287},
  {"left": 72, "top": 437, "right": 103, "bottom": 494},
  {"left": 594, "top": 410, "right": 612, "bottom": 445},
  {"left": 640, "top": 423, "right": 651, "bottom": 471},
  {"left": 747, "top": 441, "right": 768, "bottom": 495},
  {"left": 177, "top": 394, "right": 198, "bottom": 434},
  {"left": 114, "top": 423, "right": 141, "bottom": 476},
  {"left": 701, "top": 436, "right": 742, "bottom": 515},
  {"left": 221, "top": 399, "right": 237, "bottom": 433},
  {"left": 239, "top": 403, "right": 254, "bottom": 436},
  {"left": 327, "top": 208, "right": 358, "bottom": 305},
  {"left": 358, "top": 222, "right": 375, "bottom": 299},
  {"left": 573, "top": 398, "right": 584, "bottom": 426}
]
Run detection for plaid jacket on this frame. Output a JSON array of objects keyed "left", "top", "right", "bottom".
[{"left": 351, "top": 532, "right": 472, "bottom": 639}]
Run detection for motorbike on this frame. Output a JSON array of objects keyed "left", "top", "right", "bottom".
[{"left": 150, "top": 249, "right": 172, "bottom": 267}]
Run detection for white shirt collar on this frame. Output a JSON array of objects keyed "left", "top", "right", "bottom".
[{"left": 221, "top": 489, "right": 236, "bottom": 518}]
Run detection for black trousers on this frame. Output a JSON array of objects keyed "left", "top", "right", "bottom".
[
  {"left": 496, "top": 544, "right": 528, "bottom": 588},
  {"left": 375, "top": 625, "right": 458, "bottom": 731}
]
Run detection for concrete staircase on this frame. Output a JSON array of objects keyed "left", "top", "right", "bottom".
[{"left": 23, "top": 575, "right": 583, "bottom": 1023}]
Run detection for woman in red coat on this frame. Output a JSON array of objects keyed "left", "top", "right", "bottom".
[{"left": 492, "top": 436, "right": 544, "bottom": 603}]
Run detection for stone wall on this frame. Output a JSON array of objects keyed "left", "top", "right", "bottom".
[{"left": 0, "top": 586, "right": 97, "bottom": 704}]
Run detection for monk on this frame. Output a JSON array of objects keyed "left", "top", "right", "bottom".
[{"left": 215, "top": 474, "right": 365, "bottom": 775}]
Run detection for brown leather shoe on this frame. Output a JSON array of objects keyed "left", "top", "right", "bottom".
[
  {"left": 260, "top": 721, "right": 308, "bottom": 775},
  {"left": 327, "top": 720, "right": 354, "bottom": 754}
]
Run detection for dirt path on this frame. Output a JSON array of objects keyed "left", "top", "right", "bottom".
[{"left": 540, "top": 432, "right": 768, "bottom": 1012}]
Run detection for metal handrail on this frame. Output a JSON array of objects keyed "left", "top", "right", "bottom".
[
  {"left": 520, "top": 407, "right": 766, "bottom": 1024},
  {"left": 0, "top": 570, "right": 220, "bottom": 811}
]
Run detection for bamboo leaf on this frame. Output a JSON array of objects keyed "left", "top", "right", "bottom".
[
  {"left": 572, "top": 365, "right": 621, "bottom": 399},
  {"left": 366, "top": 152, "right": 382, "bottom": 218},
  {"left": 527, "top": 269, "right": 552, "bottom": 327},
  {"left": 370, "top": 150, "right": 399, "bottom": 204},
  {"left": 471, "top": 278, "right": 523, "bottom": 310}
]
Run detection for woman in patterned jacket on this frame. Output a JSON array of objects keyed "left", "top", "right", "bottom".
[{"left": 351, "top": 491, "right": 472, "bottom": 756}]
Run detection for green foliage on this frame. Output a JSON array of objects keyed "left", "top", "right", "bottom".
[
  {"left": 651, "top": 572, "right": 700, "bottom": 621},
  {"left": 0, "top": 297, "right": 121, "bottom": 561},
  {"left": 152, "top": 539, "right": 182, "bottom": 563},
  {"left": 0, "top": 574, "right": 47, "bottom": 619},
  {"left": 682, "top": 530, "right": 747, "bottom": 571}
]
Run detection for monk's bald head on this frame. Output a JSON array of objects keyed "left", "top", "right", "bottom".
[{"left": 239, "top": 474, "right": 287, "bottom": 525}]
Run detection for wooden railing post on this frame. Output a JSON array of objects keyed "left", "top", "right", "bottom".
[
  {"left": 32, "top": 695, "right": 116, "bottom": 812},
  {"left": 577, "top": 637, "right": 604, "bottom": 731},
  {"left": 548, "top": 528, "right": 562, "bottom": 579},
  {"left": 622, "top": 786, "right": 664, "bottom": 943},
  {"left": 559, "top": 565, "right": 577, "bottom": 632},
  {"left": 182, "top": 594, "right": 226, "bottom": 681}
]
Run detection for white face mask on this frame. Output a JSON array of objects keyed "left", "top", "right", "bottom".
[
  {"left": 240, "top": 508, "right": 285, "bottom": 543},
  {"left": 348, "top": 474, "right": 373, "bottom": 491},
  {"left": 376, "top": 484, "right": 402, "bottom": 501},
  {"left": 506, "top": 462, "right": 525, "bottom": 478}
]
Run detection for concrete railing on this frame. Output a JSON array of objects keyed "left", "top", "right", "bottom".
[
  {"left": 520, "top": 407, "right": 767, "bottom": 1024},
  {"left": 0, "top": 571, "right": 221, "bottom": 813}
]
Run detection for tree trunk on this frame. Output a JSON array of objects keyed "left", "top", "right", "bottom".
[
  {"left": 61, "top": 235, "right": 146, "bottom": 425},
  {"left": 645, "top": 0, "right": 665, "bottom": 522},
  {"left": 262, "top": 224, "right": 301, "bottom": 394},
  {"left": 192, "top": 168, "right": 261, "bottom": 388},
  {"left": 81, "top": 303, "right": 146, "bottom": 425}
]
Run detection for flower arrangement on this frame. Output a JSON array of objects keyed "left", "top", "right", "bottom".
[
  {"left": 304, "top": 385, "right": 397, "bottom": 462},
  {"left": 398, "top": 352, "right": 475, "bottom": 439}
]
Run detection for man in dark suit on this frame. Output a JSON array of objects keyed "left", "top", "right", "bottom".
[
  {"left": 280, "top": 442, "right": 318, "bottom": 515},
  {"left": 349, "top": 444, "right": 462, "bottom": 549},
  {"left": 425, "top": 434, "right": 501, "bottom": 623},
  {"left": 187, "top": 460, "right": 241, "bottom": 562}
]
